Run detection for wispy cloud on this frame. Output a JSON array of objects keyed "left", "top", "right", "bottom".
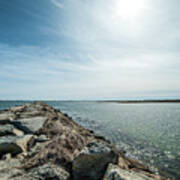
[
  {"left": 0, "top": 0, "right": 180, "bottom": 99},
  {"left": 51, "top": 0, "right": 64, "bottom": 9},
  {"left": 1, "top": 42, "right": 180, "bottom": 100}
]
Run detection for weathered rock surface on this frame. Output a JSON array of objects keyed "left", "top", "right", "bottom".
[
  {"left": 0, "top": 159, "right": 70, "bottom": 180},
  {"left": 0, "top": 158, "right": 22, "bottom": 180},
  {"left": 17, "top": 116, "right": 47, "bottom": 133},
  {"left": 0, "top": 135, "right": 36, "bottom": 158},
  {"left": 27, "top": 163, "right": 70, "bottom": 180},
  {"left": 0, "top": 112, "right": 15, "bottom": 121},
  {"left": 103, "top": 164, "right": 155, "bottom": 180},
  {"left": 12, "top": 128, "right": 24, "bottom": 136},
  {"left": 0, "top": 102, "right": 168, "bottom": 180},
  {"left": 0, "top": 124, "right": 15, "bottom": 136},
  {"left": 15, "top": 135, "right": 36, "bottom": 152},
  {"left": 73, "top": 141, "right": 118, "bottom": 180}
]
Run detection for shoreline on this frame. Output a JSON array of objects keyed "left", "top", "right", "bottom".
[
  {"left": 97, "top": 99, "right": 180, "bottom": 103},
  {"left": 1, "top": 99, "right": 180, "bottom": 103},
  {"left": 0, "top": 102, "right": 170, "bottom": 179}
]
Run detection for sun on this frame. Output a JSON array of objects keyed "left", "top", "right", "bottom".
[{"left": 113, "top": 0, "right": 146, "bottom": 21}]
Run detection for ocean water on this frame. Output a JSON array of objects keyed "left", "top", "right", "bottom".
[{"left": 0, "top": 101, "right": 180, "bottom": 179}]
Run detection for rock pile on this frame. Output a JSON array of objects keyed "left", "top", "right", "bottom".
[{"left": 0, "top": 102, "right": 168, "bottom": 180}]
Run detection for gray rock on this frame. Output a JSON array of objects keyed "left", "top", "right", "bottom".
[
  {"left": 72, "top": 141, "right": 118, "bottom": 180},
  {"left": 12, "top": 120, "right": 34, "bottom": 134},
  {"left": 16, "top": 116, "right": 47, "bottom": 133},
  {"left": 0, "top": 143, "right": 22, "bottom": 158},
  {"left": 0, "top": 161, "right": 70, "bottom": 180},
  {"left": 0, "top": 113, "right": 15, "bottom": 121},
  {"left": 0, "top": 124, "right": 15, "bottom": 136},
  {"left": 15, "top": 135, "right": 36, "bottom": 153},
  {"left": 0, "top": 158, "right": 23, "bottom": 180},
  {"left": 27, "top": 163, "right": 70, "bottom": 180},
  {"left": 0, "top": 136, "right": 18, "bottom": 144},
  {"left": 0, "top": 135, "right": 36, "bottom": 158},
  {"left": 103, "top": 164, "right": 155, "bottom": 180}
]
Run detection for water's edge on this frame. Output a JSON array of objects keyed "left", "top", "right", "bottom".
[{"left": 0, "top": 101, "right": 179, "bottom": 179}]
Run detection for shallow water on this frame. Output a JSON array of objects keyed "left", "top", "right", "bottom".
[{"left": 0, "top": 101, "right": 180, "bottom": 179}]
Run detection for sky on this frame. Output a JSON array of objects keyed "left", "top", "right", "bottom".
[{"left": 0, "top": 0, "right": 180, "bottom": 100}]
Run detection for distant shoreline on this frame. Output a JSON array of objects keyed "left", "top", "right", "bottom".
[
  {"left": 0, "top": 99, "right": 180, "bottom": 103},
  {"left": 98, "top": 99, "right": 180, "bottom": 103}
]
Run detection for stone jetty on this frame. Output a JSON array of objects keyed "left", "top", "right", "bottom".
[{"left": 0, "top": 102, "right": 169, "bottom": 180}]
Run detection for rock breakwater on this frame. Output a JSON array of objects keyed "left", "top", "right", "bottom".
[{"left": 0, "top": 102, "right": 169, "bottom": 180}]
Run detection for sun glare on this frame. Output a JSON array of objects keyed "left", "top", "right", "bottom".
[{"left": 114, "top": 0, "right": 146, "bottom": 21}]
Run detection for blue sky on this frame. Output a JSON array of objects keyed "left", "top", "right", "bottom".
[{"left": 0, "top": 0, "right": 180, "bottom": 100}]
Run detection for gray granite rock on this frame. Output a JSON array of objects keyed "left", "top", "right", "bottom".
[
  {"left": 27, "top": 163, "right": 70, "bottom": 180},
  {"left": 0, "top": 158, "right": 22, "bottom": 180},
  {"left": 16, "top": 116, "right": 47, "bottom": 133},
  {"left": 72, "top": 141, "right": 118, "bottom": 180},
  {"left": 0, "top": 135, "right": 36, "bottom": 157},
  {"left": 0, "top": 136, "right": 18, "bottom": 144},
  {"left": 103, "top": 164, "right": 155, "bottom": 180},
  {"left": 0, "top": 124, "right": 15, "bottom": 136}
]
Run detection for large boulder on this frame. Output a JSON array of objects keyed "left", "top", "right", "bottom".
[
  {"left": 72, "top": 141, "right": 118, "bottom": 180},
  {"left": 103, "top": 164, "right": 155, "bottom": 180},
  {"left": 16, "top": 116, "right": 47, "bottom": 133}
]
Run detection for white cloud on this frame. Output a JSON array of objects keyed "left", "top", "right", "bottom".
[{"left": 0, "top": 0, "right": 180, "bottom": 99}]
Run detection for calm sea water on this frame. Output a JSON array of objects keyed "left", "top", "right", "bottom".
[{"left": 0, "top": 101, "right": 180, "bottom": 179}]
